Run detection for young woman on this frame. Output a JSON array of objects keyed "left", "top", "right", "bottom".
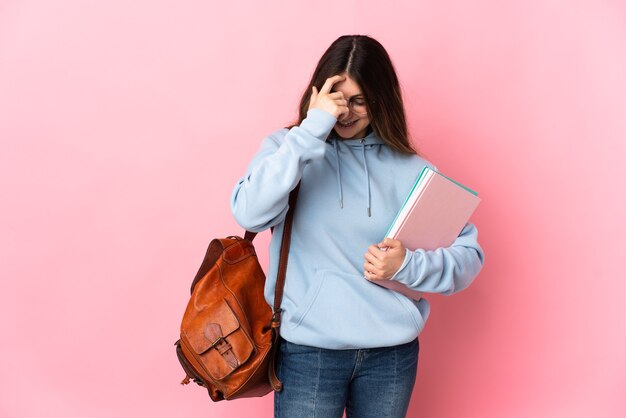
[{"left": 230, "top": 35, "right": 484, "bottom": 418}]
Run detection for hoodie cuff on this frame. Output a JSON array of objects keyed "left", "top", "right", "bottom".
[
  {"left": 390, "top": 248, "right": 412, "bottom": 281},
  {"left": 299, "top": 108, "right": 337, "bottom": 141}
]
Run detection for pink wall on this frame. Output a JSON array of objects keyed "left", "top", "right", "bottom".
[{"left": 1, "top": 1, "right": 624, "bottom": 417}]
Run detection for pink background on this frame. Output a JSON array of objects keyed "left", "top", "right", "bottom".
[{"left": 1, "top": 1, "right": 625, "bottom": 417}]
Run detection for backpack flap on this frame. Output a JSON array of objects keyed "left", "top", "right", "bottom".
[{"left": 183, "top": 299, "right": 254, "bottom": 381}]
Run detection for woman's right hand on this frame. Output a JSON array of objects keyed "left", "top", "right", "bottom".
[{"left": 308, "top": 75, "right": 350, "bottom": 119}]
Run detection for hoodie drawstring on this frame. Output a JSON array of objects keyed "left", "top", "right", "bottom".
[
  {"left": 333, "top": 139, "right": 372, "bottom": 217},
  {"left": 333, "top": 139, "right": 344, "bottom": 208},
  {"left": 361, "top": 142, "right": 372, "bottom": 217}
]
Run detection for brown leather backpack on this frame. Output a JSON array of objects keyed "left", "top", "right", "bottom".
[{"left": 174, "top": 185, "right": 299, "bottom": 401}]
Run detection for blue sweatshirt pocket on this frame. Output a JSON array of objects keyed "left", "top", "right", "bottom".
[
  {"left": 390, "top": 291, "right": 425, "bottom": 333},
  {"left": 289, "top": 272, "right": 328, "bottom": 329},
  {"left": 283, "top": 269, "right": 424, "bottom": 349}
]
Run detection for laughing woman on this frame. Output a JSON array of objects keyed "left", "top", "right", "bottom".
[{"left": 230, "top": 34, "right": 484, "bottom": 418}]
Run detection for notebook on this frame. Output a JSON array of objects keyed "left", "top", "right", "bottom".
[{"left": 367, "top": 166, "right": 481, "bottom": 300}]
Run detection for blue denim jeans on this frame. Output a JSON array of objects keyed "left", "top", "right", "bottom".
[{"left": 274, "top": 336, "right": 419, "bottom": 418}]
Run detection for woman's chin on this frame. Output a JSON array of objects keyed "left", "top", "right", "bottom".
[{"left": 333, "top": 124, "right": 367, "bottom": 140}]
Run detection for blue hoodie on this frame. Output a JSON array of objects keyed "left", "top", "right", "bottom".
[{"left": 230, "top": 108, "right": 484, "bottom": 349}]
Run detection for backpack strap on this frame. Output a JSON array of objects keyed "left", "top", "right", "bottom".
[
  {"left": 243, "top": 183, "right": 300, "bottom": 393},
  {"left": 271, "top": 181, "right": 300, "bottom": 329},
  {"left": 243, "top": 230, "right": 257, "bottom": 241},
  {"left": 272, "top": 182, "right": 300, "bottom": 392},
  {"left": 243, "top": 181, "right": 300, "bottom": 327}
]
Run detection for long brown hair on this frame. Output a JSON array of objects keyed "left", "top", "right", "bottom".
[{"left": 286, "top": 35, "right": 418, "bottom": 155}]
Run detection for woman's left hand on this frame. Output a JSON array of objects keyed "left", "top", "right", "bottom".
[{"left": 363, "top": 238, "right": 406, "bottom": 280}]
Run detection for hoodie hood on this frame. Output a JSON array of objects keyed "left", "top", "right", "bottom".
[{"left": 326, "top": 128, "right": 387, "bottom": 217}]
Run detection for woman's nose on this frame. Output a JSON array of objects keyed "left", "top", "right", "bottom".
[{"left": 338, "top": 108, "right": 353, "bottom": 122}]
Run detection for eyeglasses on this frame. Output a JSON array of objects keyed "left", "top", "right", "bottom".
[
  {"left": 331, "top": 90, "right": 369, "bottom": 116},
  {"left": 346, "top": 96, "right": 368, "bottom": 116}
]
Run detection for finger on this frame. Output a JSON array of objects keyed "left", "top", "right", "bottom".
[
  {"left": 327, "top": 93, "right": 347, "bottom": 106},
  {"left": 377, "top": 239, "right": 390, "bottom": 248},
  {"left": 381, "top": 238, "right": 401, "bottom": 248},
  {"left": 328, "top": 91, "right": 345, "bottom": 99},
  {"left": 369, "top": 245, "right": 388, "bottom": 259},
  {"left": 335, "top": 105, "right": 350, "bottom": 119},
  {"left": 367, "top": 245, "right": 382, "bottom": 258},
  {"left": 365, "top": 268, "right": 381, "bottom": 281},
  {"left": 377, "top": 241, "right": 395, "bottom": 254},
  {"left": 311, "top": 86, "right": 318, "bottom": 99},
  {"left": 364, "top": 252, "right": 382, "bottom": 268},
  {"left": 320, "top": 74, "right": 347, "bottom": 95},
  {"left": 364, "top": 261, "right": 382, "bottom": 277},
  {"left": 365, "top": 270, "right": 382, "bottom": 280}
]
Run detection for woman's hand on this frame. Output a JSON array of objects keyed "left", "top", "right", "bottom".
[
  {"left": 363, "top": 238, "right": 406, "bottom": 281},
  {"left": 308, "top": 75, "right": 350, "bottom": 119}
]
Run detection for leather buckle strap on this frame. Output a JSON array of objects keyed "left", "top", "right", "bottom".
[
  {"left": 211, "top": 337, "right": 238, "bottom": 369},
  {"left": 268, "top": 329, "right": 283, "bottom": 391},
  {"left": 210, "top": 336, "right": 224, "bottom": 349},
  {"left": 272, "top": 183, "right": 300, "bottom": 326},
  {"left": 271, "top": 309, "right": 282, "bottom": 328}
]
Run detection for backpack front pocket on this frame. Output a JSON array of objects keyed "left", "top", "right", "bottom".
[{"left": 182, "top": 299, "right": 254, "bottom": 381}]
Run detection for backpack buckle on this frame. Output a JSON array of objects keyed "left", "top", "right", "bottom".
[
  {"left": 271, "top": 309, "right": 282, "bottom": 328},
  {"left": 210, "top": 336, "right": 224, "bottom": 349}
]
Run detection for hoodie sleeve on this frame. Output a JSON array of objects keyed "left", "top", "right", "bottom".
[
  {"left": 389, "top": 222, "right": 485, "bottom": 295},
  {"left": 230, "top": 108, "right": 337, "bottom": 232}
]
